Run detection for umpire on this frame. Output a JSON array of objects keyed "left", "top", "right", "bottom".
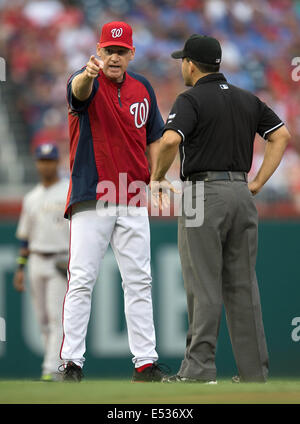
[{"left": 151, "top": 34, "right": 291, "bottom": 383}]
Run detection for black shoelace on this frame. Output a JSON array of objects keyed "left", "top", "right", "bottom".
[
  {"left": 58, "top": 362, "right": 81, "bottom": 374},
  {"left": 58, "top": 364, "right": 66, "bottom": 373}
]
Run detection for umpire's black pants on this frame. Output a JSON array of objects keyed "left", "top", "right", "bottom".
[{"left": 178, "top": 180, "right": 269, "bottom": 382}]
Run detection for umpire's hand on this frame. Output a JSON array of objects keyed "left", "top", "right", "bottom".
[
  {"left": 248, "top": 180, "right": 262, "bottom": 195},
  {"left": 150, "top": 178, "right": 180, "bottom": 210}
]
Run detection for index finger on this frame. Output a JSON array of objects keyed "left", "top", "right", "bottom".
[
  {"left": 169, "top": 185, "right": 181, "bottom": 194},
  {"left": 90, "top": 55, "right": 100, "bottom": 67}
]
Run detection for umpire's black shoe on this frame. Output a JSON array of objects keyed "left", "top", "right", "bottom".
[
  {"left": 62, "top": 361, "right": 83, "bottom": 382},
  {"left": 132, "top": 362, "right": 168, "bottom": 382},
  {"left": 163, "top": 374, "right": 217, "bottom": 384}
]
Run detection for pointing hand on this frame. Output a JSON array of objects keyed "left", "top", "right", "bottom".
[{"left": 85, "top": 55, "right": 104, "bottom": 78}]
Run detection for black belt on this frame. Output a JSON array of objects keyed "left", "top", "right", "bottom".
[
  {"left": 31, "top": 251, "right": 68, "bottom": 258},
  {"left": 186, "top": 171, "right": 248, "bottom": 183}
]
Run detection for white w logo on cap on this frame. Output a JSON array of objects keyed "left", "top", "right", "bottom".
[
  {"left": 41, "top": 144, "right": 53, "bottom": 154},
  {"left": 111, "top": 28, "right": 123, "bottom": 38}
]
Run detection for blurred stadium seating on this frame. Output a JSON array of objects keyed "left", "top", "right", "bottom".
[{"left": 0, "top": 0, "right": 299, "bottom": 217}]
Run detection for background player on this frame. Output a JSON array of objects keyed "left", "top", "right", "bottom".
[
  {"left": 60, "top": 21, "right": 171, "bottom": 382},
  {"left": 13, "top": 143, "right": 69, "bottom": 381}
]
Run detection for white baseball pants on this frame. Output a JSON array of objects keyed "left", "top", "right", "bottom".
[
  {"left": 28, "top": 254, "right": 66, "bottom": 375},
  {"left": 60, "top": 201, "right": 158, "bottom": 368}
]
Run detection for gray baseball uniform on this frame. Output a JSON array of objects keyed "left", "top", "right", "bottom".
[{"left": 16, "top": 178, "right": 69, "bottom": 378}]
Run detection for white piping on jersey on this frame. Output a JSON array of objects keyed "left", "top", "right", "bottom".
[
  {"left": 263, "top": 122, "right": 283, "bottom": 139},
  {"left": 177, "top": 129, "right": 185, "bottom": 178}
]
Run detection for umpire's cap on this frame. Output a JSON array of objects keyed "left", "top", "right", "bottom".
[
  {"left": 35, "top": 143, "right": 59, "bottom": 160},
  {"left": 171, "top": 34, "right": 222, "bottom": 65}
]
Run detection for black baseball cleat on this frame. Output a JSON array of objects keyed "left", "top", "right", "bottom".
[
  {"left": 163, "top": 374, "right": 217, "bottom": 384},
  {"left": 132, "top": 362, "right": 169, "bottom": 382},
  {"left": 61, "top": 361, "right": 83, "bottom": 382}
]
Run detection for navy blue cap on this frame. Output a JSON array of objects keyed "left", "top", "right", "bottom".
[{"left": 35, "top": 143, "right": 59, "bottom": 160}]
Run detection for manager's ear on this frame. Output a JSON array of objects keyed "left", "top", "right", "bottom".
[
  {"left": 96, "top": 43, "right": 102, "bottom": 58},
  {"left": 129, "top": 46, "right": 136, "bottom": 61}
]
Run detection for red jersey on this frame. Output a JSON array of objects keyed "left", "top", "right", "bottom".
[{"left": 65, "top": 68, "right": 164, "bottom": 217}]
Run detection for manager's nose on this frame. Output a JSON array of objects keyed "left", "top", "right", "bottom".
[{"left": 111, "top": 53, "right": 120, "bottom": 62}]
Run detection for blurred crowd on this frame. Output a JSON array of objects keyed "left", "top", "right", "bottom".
[{"left": 0, "top": 0, "right": 300, "bottom": 210}]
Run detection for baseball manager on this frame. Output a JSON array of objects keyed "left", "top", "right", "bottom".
[{"left": 60, "top": 21, "right": 168, "bottom": 382}]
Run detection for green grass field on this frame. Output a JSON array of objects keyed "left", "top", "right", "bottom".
[{"left": 0, "top": 379, "right": 300, "bottom": 404}]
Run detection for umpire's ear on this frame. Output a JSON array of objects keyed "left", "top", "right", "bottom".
[{"left": 189, "top": 60, "right": 198, "bottom": 75}]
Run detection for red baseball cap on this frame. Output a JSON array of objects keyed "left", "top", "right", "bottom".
[{"left": 99, "top": 21, "right": 133, "bottom": 50}]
